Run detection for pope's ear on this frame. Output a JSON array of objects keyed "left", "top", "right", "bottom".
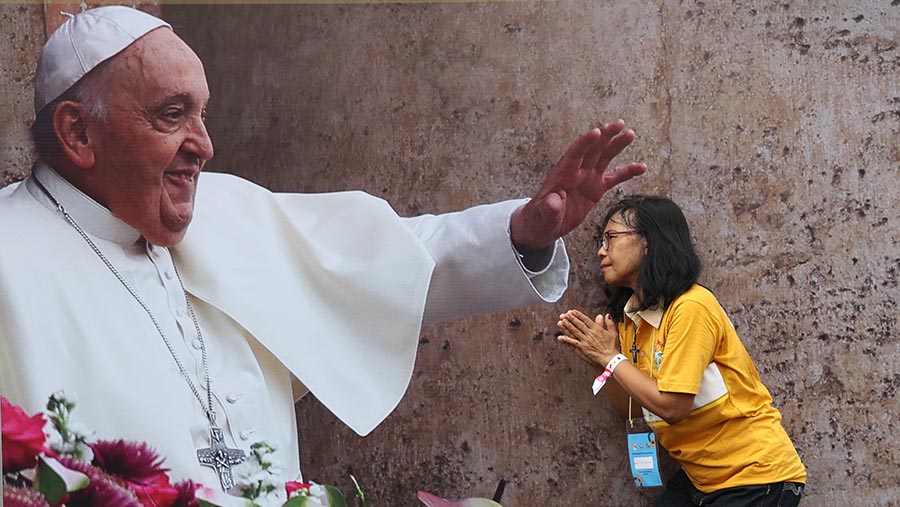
[{"left": 52, "top": 101, "right": 97, "bottom": 169}]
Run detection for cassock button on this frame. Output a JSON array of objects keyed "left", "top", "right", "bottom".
[
  {"left": 226, "top": 392, "right": 244, "bottom": 404},
  {"left": 177, "top": 307, "right": 187, "bottom": 318},
  {"left": 239, "top": 429, "right": 255, "bottom": 441},
  {"left": 164, "top": 270, "right": 174, "bottom": 280},
  {"left": 191, "top": 338, "right": 203, "bottom": 350}
]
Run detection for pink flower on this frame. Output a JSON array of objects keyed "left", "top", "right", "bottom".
[
  {"left": 58, "top": 456, "right": 142, "bottom": 507},
  {"left": 285, "top": 481, "right": 314, "bottom": 498},
  {"left": 91, "top": 439, "right": 169, "bottom": 482},
  {"left": 417, "top": 490, "right": 504, "bottom": 507},
  {"left": 2, "top": 485, "right": 51, "bottom": 507},
  {"left": 1, "top": 397, "right": 50, "bottom": 473},
  {"left": 91, "top": 439, "right": 179, "bottom": 507}
]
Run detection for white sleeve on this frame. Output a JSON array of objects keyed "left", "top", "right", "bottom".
[{"left": 402, "top": 199, "right": 570, "bottom": 326}]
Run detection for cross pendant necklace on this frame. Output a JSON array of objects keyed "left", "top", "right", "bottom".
[
  {"left": 630, "top": 322, "right": 641, "bottom": 364},
  {"left": 34, "top": 177, "right": 247, "bottom": 491},
  {"left": 197, "top": 426, "right": 247, "bottom": 491}
]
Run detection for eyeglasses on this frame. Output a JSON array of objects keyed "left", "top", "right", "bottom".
[{"left": 600, "top": 230, "right": 641, "bottom": 251}]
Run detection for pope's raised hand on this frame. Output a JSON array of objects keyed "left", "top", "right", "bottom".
[{"left": 510, "top": 119, "right": 646, "bottom": 252}]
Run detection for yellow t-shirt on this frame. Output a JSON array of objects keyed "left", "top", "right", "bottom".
[{"left": 617, "top": 285, "right": 806, "bottom": 493}]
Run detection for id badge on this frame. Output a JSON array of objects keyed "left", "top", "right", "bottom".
[{"left": 626, "top": 419, "right": 663, "bottom": 487}]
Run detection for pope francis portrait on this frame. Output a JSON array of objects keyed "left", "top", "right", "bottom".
[{"left": 0, "top": 5, "right": 646, "bottom": 495}]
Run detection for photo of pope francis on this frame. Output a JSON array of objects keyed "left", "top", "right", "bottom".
[{"left": 0, "top": 5, "right": 645, "bottom": 493}]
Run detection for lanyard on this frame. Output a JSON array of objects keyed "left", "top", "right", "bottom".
[
  {"left": 628, "top": 321, "right": 640, "bottom": 428},
  {"left": 627, "top": 320, "right": 657, "bottom": 427},
  {"left": 623, "top": 317, "right": 665, "bottom": 489}
]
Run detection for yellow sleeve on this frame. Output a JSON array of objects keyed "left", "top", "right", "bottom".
[{"left": 655, "top": 299, "right": 722, "bottom": 394}]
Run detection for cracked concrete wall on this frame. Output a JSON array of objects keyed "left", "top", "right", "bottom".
[{"left": 3, "top": 1, "right": 898, "bottom": 506}]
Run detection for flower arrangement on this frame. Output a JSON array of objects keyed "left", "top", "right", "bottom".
[{"left": 2, "top": 393, "right": 503, "bottom": 507}]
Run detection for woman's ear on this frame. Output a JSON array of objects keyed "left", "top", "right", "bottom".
[{"left": 52, "top": 101, "right": 97, "bottom": 169}]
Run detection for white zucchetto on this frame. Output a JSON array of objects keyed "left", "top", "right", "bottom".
[{"left": 34, "top": 5, "right": 170, "bottom": 114}]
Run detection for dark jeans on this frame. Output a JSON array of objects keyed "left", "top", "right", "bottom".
[{"left": 656, "top": 470, "right": 804, "bottom": 507}]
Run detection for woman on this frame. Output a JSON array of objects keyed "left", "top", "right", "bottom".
[{"left": 557, "top": 195, "right": 806, "bottom": 506}]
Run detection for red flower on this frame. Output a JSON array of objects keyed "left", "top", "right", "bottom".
[
  {"left": 285, "top": 481, "right": 314, "bottom": 498},
  {"left": 130, "top": 474, "right": 180, "bottom": 507},
  {"left": 1, "top": 397, "right": 49, "bottom": 473},
  {"left": 171, "top": 480, "right": 201, "bottom": 507}
]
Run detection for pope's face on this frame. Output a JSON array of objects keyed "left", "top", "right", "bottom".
[{"left": 87, "top": 28, "right": 214, "bottom": 246}]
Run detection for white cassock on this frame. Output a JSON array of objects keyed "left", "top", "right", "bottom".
[{"left": 0, "top": 164, "right": 568, "bottom": 490}]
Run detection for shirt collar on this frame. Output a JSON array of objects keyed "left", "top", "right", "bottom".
[
  {"left": 27, "top": 163, "right": 143, "bottom": 246},
  {"left": 624, "top": 293, "right": 664, "bottom": 329}
]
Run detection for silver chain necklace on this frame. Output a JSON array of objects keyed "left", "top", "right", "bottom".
[{"left": 33, "top": 177, "right": 246, "bottom": 491}]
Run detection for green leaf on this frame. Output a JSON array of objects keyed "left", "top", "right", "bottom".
[
  {"left": 282, "top": 498, "right": 316, "bottom": 507},
  {"left": 34, "top": 456, "right": 89, "bottom": 505},
  {"left": 323, "top": 485, "right": 347, "bottom": 507}
]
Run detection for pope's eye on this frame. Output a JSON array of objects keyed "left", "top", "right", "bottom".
[{"left": 161, "top": 108, "right": 184, "bottom": 121}]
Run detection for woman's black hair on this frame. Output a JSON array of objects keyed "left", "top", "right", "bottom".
[{"left": 601, "top": 195, "right": 701, "bottom": 322}]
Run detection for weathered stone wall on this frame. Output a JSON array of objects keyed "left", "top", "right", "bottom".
[
  {"left": 4, "top": 1, "right": 898, "bottom": 506},
  {"left": 0, "top": 3, "right": 43, "bottom": 186}
]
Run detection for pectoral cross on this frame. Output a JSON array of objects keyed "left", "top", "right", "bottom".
[
  {"left": 197, "top": 426, "right": 247, "bottom": 491},
  {"left": 630, "top": 324, "right": 640, "bottom": 364}
]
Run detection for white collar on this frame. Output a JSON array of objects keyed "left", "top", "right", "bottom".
[
  {"left": 624, "top": 293, "right": 664, "bottom": 329},
  {"left": 26, "top": 163, "right": 143, "bottom": 246}
]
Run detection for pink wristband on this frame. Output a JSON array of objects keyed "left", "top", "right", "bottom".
[{"left": 591, "top": 353, "right": 628, "bottom": 395}]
